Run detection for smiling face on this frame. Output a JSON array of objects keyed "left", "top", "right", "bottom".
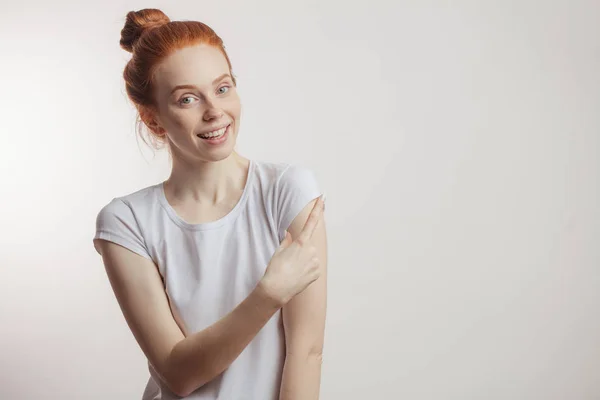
[{"left": 151, "top": 44, "right": 241, "bottom": 162}]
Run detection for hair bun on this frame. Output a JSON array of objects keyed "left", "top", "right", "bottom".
[{"left": 120, "top": 8, "right": 170, "bottom": 53}]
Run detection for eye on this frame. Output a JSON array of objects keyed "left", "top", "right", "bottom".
[
  {"left": 179, "top": 96, "right": 197, "bottom": 106},
  {"left": 217, "top": 85, "right": 230, "bottom": 95}
]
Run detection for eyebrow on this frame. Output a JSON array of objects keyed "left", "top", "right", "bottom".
[{"left": 169, "top": 73, "right": 232, "bottom": 96}]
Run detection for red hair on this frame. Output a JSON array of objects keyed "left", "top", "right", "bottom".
[{"left": 119, "top": 8, "right": 236, "bottom": 149}]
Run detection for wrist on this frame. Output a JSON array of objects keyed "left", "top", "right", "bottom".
[{"left": 255, "top": 279, "right": 285, "bottom": 310}]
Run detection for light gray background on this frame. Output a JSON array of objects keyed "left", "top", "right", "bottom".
[{"left": 1, "top": 0, "right": 599, "bottom": 399}]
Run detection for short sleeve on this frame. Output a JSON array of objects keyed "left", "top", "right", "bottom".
[
  {"left": 93, "top": 198, "right": 152, "bottom": 260},
  {"left": 275, "top": 164, "right": 323, "bottom": 242}
]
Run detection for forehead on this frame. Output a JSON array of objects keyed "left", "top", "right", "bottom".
[{"left": 154, "top": 44, "right": 230, "bottom": 91}]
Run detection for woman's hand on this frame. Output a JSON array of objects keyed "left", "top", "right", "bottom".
[{"left": 259, "top": 195, "right": 325, "bottom": 306}]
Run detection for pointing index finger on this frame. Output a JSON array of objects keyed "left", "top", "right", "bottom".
[{"left": 295, "top": 194, "right": 325, "bottom": 245}]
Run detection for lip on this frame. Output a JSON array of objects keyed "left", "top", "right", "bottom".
[
  {"left": 197, "top": 123, "right": 231, "bottom": 137},
  {"left": 197, "top": 124, "right": 230, "bottom": 145}
]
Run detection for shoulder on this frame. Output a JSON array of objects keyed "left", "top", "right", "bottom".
[
  {"left": 93, "top": 184, "right": 158, "bottom": 259},
  {"left": 251, "top": 159, "right": 289, "bottom": 183},
  {"left": 95, "top": 184, "right": 157, "bottom": 219},
  {"left": 277, "top": 163, "right": 318, "bottom": 188},
  {"left": 252, "top": 158, "right": 318, "bottom": 189},
  {"left": 252, "top": 159, "right": 322, "bottom": 240}
]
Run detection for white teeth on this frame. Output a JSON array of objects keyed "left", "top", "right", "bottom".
[{"left": 199, "top": 125, "right": 228, "bottom": 138}]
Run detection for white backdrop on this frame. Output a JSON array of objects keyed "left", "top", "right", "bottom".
[{"left": 1, "top": 0, "right": 599, "bottom": 399}]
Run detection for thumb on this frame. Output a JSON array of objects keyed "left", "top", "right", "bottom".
[{"left": 277, "top": 230, "right": 292, "bottom": 251}]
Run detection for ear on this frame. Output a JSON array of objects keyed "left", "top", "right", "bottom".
[
  {"left": 154, "top": 124, "right": 166, "bottom": 135},
  {"left": 141, "top": 107, "right": 166, "bottom": 135},
  {"left": 147, "top": 118, "right": 166, "bottom": 135},
  {"left": 147, "top": 120, "right": 165, "bottom": 136}
]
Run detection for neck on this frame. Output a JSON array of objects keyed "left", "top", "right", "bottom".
[{"left": 164, "top": 150, "right": 250, "bottom": 205}]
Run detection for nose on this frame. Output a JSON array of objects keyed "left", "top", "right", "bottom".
[{"left": 203, "top": 100, "right": 224, "bottom": 121}]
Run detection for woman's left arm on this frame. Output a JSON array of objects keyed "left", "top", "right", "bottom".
[{"left": 279, "top": 197, "right": 328, "bottom": 400}]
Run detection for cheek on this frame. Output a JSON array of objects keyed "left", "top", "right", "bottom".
[
  {"left": 233, "top": 104, "right": 241, "bottom": 120},
  {"left": 226, "top": 93, "right": 241, "bottom": 118},
  {"left": 169, "top": 109, "right": 198, "bottom": 129}
]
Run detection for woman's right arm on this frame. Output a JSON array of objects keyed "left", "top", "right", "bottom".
[
  {"left": 95, "top": 195, "right": 325, "bottom": 398},
  {"left": 97, "top": 239, "right": 281, "bottom": 397}
]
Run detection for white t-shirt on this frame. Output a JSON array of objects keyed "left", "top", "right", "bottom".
[{"left": 93, "top": 159, "right": 322, "bottom": 400}]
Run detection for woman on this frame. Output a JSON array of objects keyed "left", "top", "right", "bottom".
[{"left": 93, "top": 8, "right": 328, "bottom": 400}]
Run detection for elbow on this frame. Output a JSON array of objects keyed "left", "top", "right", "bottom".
[
  {"left": 286, "top": 343, "right": 324, "bottom": 363},
  {"left": 176, "top": 387, "right": 195, "bottom": 399},
  {"left": 173, "top": 384, "right": 193, "bottom": 399},
  {"left": 309, "top": 347, "right": 324, "bottom": 364},
  {"left": 161, "top": 355, "right": 204, "bottom": 398},
  {"left": 162, "top": 374, "right": 193, "bottom": 398},
  {"left": 168, "top": 375, "right": 207, "bottom": 398},
  {"left": 164, "top": 368, "right": 217, "bottom": 398},
  {"left": 165, "top": 370, "right": 212, "bottom": 398},
  {"left": 307, "top": 342, "right": 324, "bottom": 360}
]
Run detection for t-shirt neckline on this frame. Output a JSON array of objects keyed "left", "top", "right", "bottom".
[{"left": 155, "top": 159, "right": 256, "bottom": 231}]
